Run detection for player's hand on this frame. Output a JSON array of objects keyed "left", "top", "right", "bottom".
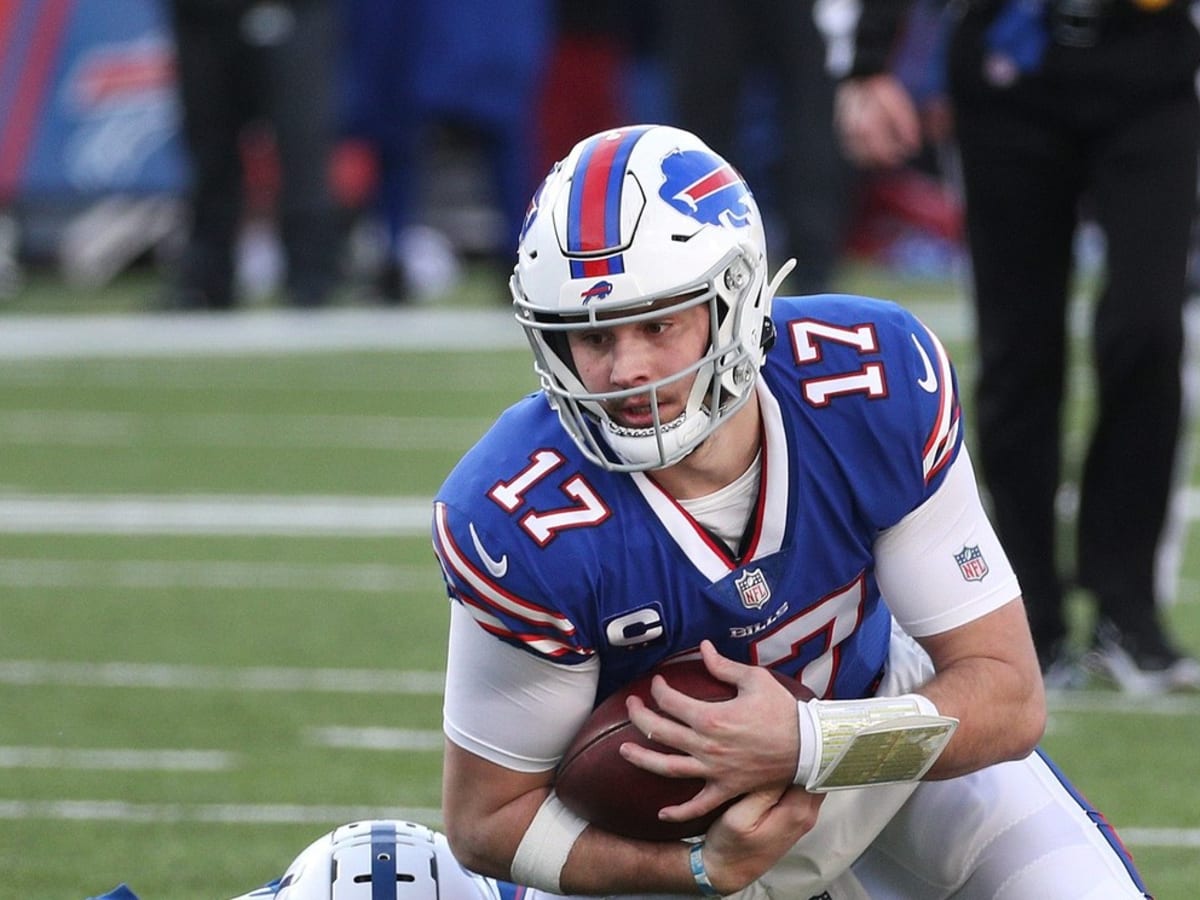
[
  {"left": 701, "top": 786, "right": 824, "bottom": 895},
  {"left": 835, "top": 74, "right": 923, "bottom": 169},
  {"left": 619, "top": 641, "right": 801, "bottom": 823}
]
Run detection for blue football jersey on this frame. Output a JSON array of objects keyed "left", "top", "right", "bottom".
[{"left": 433, "top": 294, "right": 962, "bottom": 704}]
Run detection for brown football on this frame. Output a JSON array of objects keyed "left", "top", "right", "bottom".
[{"left": 554, "top": 658, "right": 813, "bottom": 841}]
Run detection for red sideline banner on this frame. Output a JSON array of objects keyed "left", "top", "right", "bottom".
[{"left": 0, "top": 0, "right": 187, "bottom": 201}]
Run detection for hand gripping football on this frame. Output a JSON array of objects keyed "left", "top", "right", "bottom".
[{"left": 554, "top": 658, "right": 813, "bottom": 841}]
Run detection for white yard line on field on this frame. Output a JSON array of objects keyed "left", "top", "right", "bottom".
[
  {"left": 0, "top": 493, "right": 431, "bottom": 536},
  {"left": 0, "top": 660, "right": 444, "bottom": 694},
  {"left": 0, "top": 746, "right": 235, "bottom": 771},
  {"left": 0, "top": 731, "right": 445, "bottom": 771},
  {"left": 0, "top": 410, "right": 493, "bottom": 450},
  {"left": 1120, "top": 828, "right": 1200, "bottom": 849},
  {"left": 306, "top": 727, "right": 444, "bottom": 752},
  {"left": 1045, "top": 689, "right": 1200, "bottom": 716},
  {"left": 0, "top": 799, "right": 444, "bottom": 826},
  {"left": 0, "top": 308, "right": 527, "bottom": 358},
  {"left": 0, "top": 558, "right": 433, "bottom": 593}
]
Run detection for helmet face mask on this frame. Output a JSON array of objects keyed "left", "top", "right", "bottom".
[{"left": 511, "top": 125, "right": 788, "bottom": 472}]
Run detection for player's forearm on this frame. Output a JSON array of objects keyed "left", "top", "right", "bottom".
[
  {"left": 449, "top": 795, "right": 712, "bottom": 895},
  {"left": 562, "top": 788, "right": 822, "bottom": 896},
  {"left": 441, "top": 783, "right": 547, "bottom": 883},
  {"left": 916, "top": 602, "right": 1047, "bottom": 778},
  {"left": 443, "top": 748, "right": 707, "bottom": 895},
  {"left": 560, "top": 827, "right": 699, "bottom": 895},
  {"left": 921, "top": 663, "right": 1045, "bottom": 778}
]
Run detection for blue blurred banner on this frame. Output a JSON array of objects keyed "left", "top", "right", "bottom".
[{"left": 0, "top": 0, "right": 187, "bottom": 201}]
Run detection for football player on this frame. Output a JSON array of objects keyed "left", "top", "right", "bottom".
[
  {"left": 86, "top": 820, "right": 544, "bottom": 900},
  {"left": 433, "top": 124, "right": 1149, "bottom": 897}
]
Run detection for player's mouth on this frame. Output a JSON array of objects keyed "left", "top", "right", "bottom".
[
  {"left": 607, "top": 394, "right": 679, "bottom": 430},
  {"left": 611, "top": 401, "right": 655, "bottom": 429}
]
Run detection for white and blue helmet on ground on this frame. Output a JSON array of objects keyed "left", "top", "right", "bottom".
[
  {"left": 85, "top": 821, "right": 511, "bottom": 900},
  {"left": 511, "top": 124, "right": 794, "bottom": 472},
  {"left": 229, "top": 820, "right": 501, "bottom": 900}
]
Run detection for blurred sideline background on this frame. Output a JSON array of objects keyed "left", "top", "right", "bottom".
[
  {"left": 1, "top": 2, "right": 1198, "bottom": 899},
  {"left": 0, "top": 0, "right": 969, "bottom": 310}
]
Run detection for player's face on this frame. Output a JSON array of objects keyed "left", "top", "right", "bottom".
[{"left": 566, "top": 301, "right": 711, "bottom": 429}]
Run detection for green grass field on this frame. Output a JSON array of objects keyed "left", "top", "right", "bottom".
[{"left": 2, "top": 264, "right": 1198, "bottom": 898}]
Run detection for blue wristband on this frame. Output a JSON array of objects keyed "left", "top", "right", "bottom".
[{"left": 689, "top": 840, "right": 721, "bottom": 897}]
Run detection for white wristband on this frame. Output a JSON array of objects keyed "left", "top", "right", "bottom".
[
  {"left": 795, "top": 699, "right": 819, "bottom": 785},
  {"left": 793, "top": 693, "right": 958, "bottom": 791},
  {"left": 510, "top": 791, "right": 588, "bottom": 893}
]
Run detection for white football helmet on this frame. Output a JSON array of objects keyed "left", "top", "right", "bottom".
[
  {"left": 511, "top": 124, "right": 793, "bottom": 471},
  {"left": 258, "top": 820, "right": 500, "bottom": 900}
]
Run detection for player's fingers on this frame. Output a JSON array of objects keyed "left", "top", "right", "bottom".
[
  {"left": 624, "top": 744, "right": 705, "bottom": 787},
  {"left": 698, "top": 639, "right": 751, "bottom": 684},
  {"left": 718, "top": 787, "right": 780, "bottom": 833},
  {"left": 617, "top": 738, "right": 705, "bottom": 780},
  {"left": 722, "top": 786, "right": 822, "bottom": 839},
  {"left": 654, "top": 783, "right": 733, "bottom": 824},
  {"left": 642, "top": 671, "right": 722, "bottom": 736},
  {"left": 696, "top": 642, "right": 796, "bottom": 713},
  {"left": 624, "top": 693, "right": 692, "bottom": 751}
]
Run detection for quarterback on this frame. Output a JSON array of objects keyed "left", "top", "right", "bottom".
[{"left": 432, "top": 124, "right": 1149, "bottom": 897}]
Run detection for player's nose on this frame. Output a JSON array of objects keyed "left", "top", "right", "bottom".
[{"left": 607, "top": 334, "right": 656, "bottom": 388}]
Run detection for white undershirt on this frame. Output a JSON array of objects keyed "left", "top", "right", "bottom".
[
  {"left": 442, "top": 447, "right": 1018, "bottom": 772},
  {"left": 677, "top": 451, "right": 761, "bottom": 551}
]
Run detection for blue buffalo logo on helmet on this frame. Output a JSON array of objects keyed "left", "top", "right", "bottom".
[
  {"left": 659, "top": 149, "right": 753, "bottom": 229},
  {"left": 580, "top": 279, "right": 614, "bottom": 303}
]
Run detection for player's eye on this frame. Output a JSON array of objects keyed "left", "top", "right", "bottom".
[{"left": 571, "top": 330, "right": 610, "bottom": 349}]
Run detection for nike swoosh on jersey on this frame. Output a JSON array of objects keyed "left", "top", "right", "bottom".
[
  {"left": 912, "top": 333, "right": 938, "bottom": 393},
  {"left": 469, "top": 522, "right": 509, "bottom": 578}
]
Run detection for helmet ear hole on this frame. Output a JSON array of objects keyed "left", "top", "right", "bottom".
[{"left": 761, "top": 317, "right": 776, "bottom": 352}]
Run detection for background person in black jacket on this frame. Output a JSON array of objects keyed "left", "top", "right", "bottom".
[
  {"left": 835, "top": 0, "right": 1200, "bottom": 693},
  {"left": 659, "top": 0, "right": 855, "bottom": 294},
  {"left": 166, "top": 0, "right": 342, "bottom": 309}
]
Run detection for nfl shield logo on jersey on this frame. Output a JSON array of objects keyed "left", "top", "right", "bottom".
[
  {"left": 735, "top": 568, "right": 772, "bottom": 609},
  {"left": 954, "top": 545, "right": 990, "bottom": 582}
]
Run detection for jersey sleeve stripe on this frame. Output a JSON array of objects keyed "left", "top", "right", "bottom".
[
  {"left": 457, "top": 597, "right": 591, "bottom": 659},
  {"left": 433, "top": 503, "right": 578, "bottom": 634},
  {"left": 919, "top": 323, "right": 959, "bottom": 482}
]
